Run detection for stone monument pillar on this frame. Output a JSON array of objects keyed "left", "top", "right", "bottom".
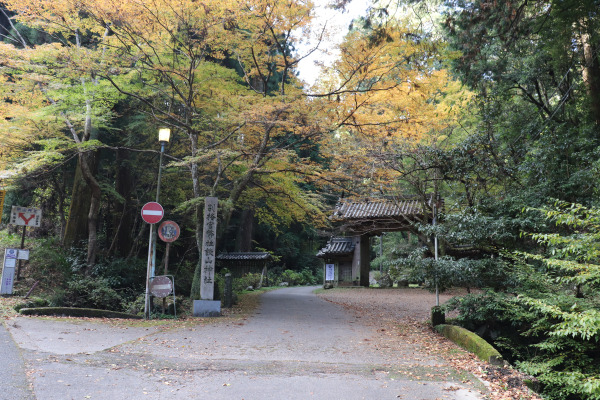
[{"left": 193, "top": 197, "right": 221, "bottom": 317}]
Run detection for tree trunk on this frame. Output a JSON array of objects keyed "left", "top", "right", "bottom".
[
  {"left": 235, "top": 208, "right": 254, "bottom": 252},
  {"left": 63, "top": 158, "right": 95, "bottom": 247},
  {"left": 109, "top": 148, "right": 134, "bottom": 257},
  {"left": 79, "top": 150, "right": 101, "bottom": 270},
  {"left": 581, "top": 31, "right": 600, "bottom": 124}
]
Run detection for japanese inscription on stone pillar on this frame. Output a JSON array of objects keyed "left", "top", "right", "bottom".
[{"left": 200, "top": 197, "right": 218, "bottom": 300}]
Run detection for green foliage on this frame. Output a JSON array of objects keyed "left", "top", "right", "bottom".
[
  {"left": 59, "top": 277, "right": 125, "bottom": 311},
  {"left": 13, "top": 297, "right": 49, "bottom": 312},
  {"left": 448, "top": 202, "right": 600, "bottom": 399},
  {"left": 276, "top": 269, "right": 316, "bottom": 286},
  {"left": 90, "top": 256, "right": 146, "bottom": 298},
  {"left": 233, "top": 273, "right": 264, "bottom": 292},
  {"left": 387, "top": 248, "right": 510, "bottom": 293},
  {"left": 371, "top": 271, "right": 394, "bottom": 288}
]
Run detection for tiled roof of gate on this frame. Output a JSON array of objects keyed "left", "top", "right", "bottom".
[
  {"left": 316, "top": 237, "right": 355, "bottom": 258},
  {"left": 331, "top": 197, "right": 426, "bottom": 220},
  {"left": 217, "top": 252, "right": 272, "bottom": 261}
]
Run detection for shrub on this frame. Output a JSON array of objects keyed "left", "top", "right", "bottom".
[
  {"left": 282, "top": 269, "right": 306, "bottom": 285},
  {"left": 14, "top": 297, "right": 49, "bottom": 312},
  {"left": 60, "top": 277, "right": 125, "bottom": 311},
  {"left": 372, "top": 271, "right": 393, "bottom": 287},
  {"left": 234, "top": 272, "right": 264, "bottom": 291}
]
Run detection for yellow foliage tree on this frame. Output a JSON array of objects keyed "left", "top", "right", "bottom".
[{"left": 315, "top": 20, "right": 473, "bottom": 199}]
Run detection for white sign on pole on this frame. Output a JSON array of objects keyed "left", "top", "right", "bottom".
[
  {"left": 10, "top": 206, "right": 42, "bottom": 227},
  {"left": 1, "top": 248, "right": 18, "bottom": 295},
  {"left": 200, "top": 197, "right": 218, "bottom": 300},
  {"left": 325, "top": 264, "right": 335, "bottom": 281},
  {"left": 17, "top": 249, "right": 30, "bottom": 260}
]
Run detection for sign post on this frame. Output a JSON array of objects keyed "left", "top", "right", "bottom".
[
  {"left": 158, "top": 220, "right": 179, "bottom": 314},
  {"left": 142, "top": 202, "right": 164, "bottom": 319},
  {"left": 10, "top": 206, "right": 42, "bottom": 227},
  {"left": 9, "top": 206, "right": 41, "bottom": 282}
]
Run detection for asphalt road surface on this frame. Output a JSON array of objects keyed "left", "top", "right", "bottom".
[{"left": 4, "top": 287, "right": 487, "bottom": 400}]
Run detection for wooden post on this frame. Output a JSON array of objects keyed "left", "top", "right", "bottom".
[
  {"left": 16, "top": 226, "right": 26, "bottom": 281},
  {"left": 359, "top": 235, "right": 370, "bottom": 287}
]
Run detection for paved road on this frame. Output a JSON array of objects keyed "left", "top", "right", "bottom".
[
  {"left": 0, "top": 324, "right": 34, "bottom": 400},
  {"left": 5, "top": 287, "right": 486, "bottom": 400}
]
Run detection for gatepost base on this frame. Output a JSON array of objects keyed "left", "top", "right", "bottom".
[{"left": 193, "top": 300, "right": 221, "bottom": 317}]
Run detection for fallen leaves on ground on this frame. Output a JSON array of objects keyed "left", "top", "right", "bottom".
[{"left": 317, "top": 288, "right": 542, "bottom": 400}]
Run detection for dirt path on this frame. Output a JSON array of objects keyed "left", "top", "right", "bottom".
[{"left": 6, "top": 287, "right": 488, "bottom": 400}]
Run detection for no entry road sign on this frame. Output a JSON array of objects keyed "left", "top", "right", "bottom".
[
  {"left": 150, "top": 275, "right": 173, "bottom": 298},
  {"left": 141, "top": 202, "right": 164, "bottom": 224}
]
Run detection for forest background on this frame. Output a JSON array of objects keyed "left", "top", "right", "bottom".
[{"left": 1, "top": 1, "right": 599, "bottom": 399}]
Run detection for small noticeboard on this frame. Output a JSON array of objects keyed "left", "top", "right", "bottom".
[
  {"left": 325, "top": 264, "right": 335, "bottom": 281},
  {"left": 17, "top": 249, "right": 30, "bottom": 260}
]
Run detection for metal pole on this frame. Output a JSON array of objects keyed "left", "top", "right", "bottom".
[
  {"left": 156, "top": 142, "right": 165, "bottom": 203},
  {"left": 162, "top": 242, "right": 170, "bottom": 313},
  {"left": 144, "top": 223, "right": 155, "bottom": 319},
  {"left": 145, "top": 141, "right": 166, "bottom": 320},
  {"left": 151, "top": 142, "right": 165, "bottom": 278},
  {"left": 433, "top": 204, "right": 439, "bottom": 307}
]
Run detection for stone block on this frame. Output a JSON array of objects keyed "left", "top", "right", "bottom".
[{"left": 193, "top": 300, "right": 221, "bottom": 317}]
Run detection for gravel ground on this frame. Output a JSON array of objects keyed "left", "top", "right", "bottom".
[{"left": 316, "top": 287, "right": 459, "bottom": 322}]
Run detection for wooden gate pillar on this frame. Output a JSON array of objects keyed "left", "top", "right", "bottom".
[{"left": 359, "top": 235, "right": 370, "bottom": 287}]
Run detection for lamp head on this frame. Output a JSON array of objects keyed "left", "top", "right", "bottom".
[{"left": 158, "top": 128, "right": 171, "bottom": 144}]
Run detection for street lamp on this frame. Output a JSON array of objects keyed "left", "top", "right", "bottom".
[{"left": 145, "top": 128, "right": 171, "bottom": 319}]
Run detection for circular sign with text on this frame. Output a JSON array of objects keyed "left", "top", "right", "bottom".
[
  {"left": 158, "top": 220, "right": 180, "bottom": 243},
  {"left": 141, "top": 202, "right": 164, "bottom": 224}
]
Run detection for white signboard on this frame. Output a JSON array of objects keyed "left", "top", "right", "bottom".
[
  {"left": 200, "top": 197, "right": 218, "bottom": 300},
  {"left": 325, "top": 264, "right": 335, "bottom": 281},
  {"left": 1, "top": 248, "right": 18, "bottom": 295},
  {"left": 17, "top": 249, "right": 30, "bottom": 260},
  {"left": 10, "top": 206, "right": 42, "bottom": 227}
]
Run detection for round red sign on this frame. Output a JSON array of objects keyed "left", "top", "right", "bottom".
[
  {"left": 158, "top": 220, "right": 180, "bottom": 243},
  {"left": 150, "top": 275, "right": 173, "bottom": 298},
  {"left": 141, "top": 202, "right": 164, "bottom": 224}
]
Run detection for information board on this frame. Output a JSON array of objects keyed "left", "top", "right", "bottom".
[{"left": 1, "top": 248, "right": 18, "bottom": 295}]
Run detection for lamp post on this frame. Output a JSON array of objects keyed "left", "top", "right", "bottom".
[
  {"left": 144, "top": 128, "right": 171, "bottom": 319},
  {"left": 156, "top": 128, "right": 171, "bottom": 202}
]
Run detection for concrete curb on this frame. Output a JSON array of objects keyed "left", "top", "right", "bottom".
[
  {"left": 19, "top": 307, "right": 143, "bottom": 319},
  {"left": 435, "top": 324, "right": 504, "bottom": 366}
]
